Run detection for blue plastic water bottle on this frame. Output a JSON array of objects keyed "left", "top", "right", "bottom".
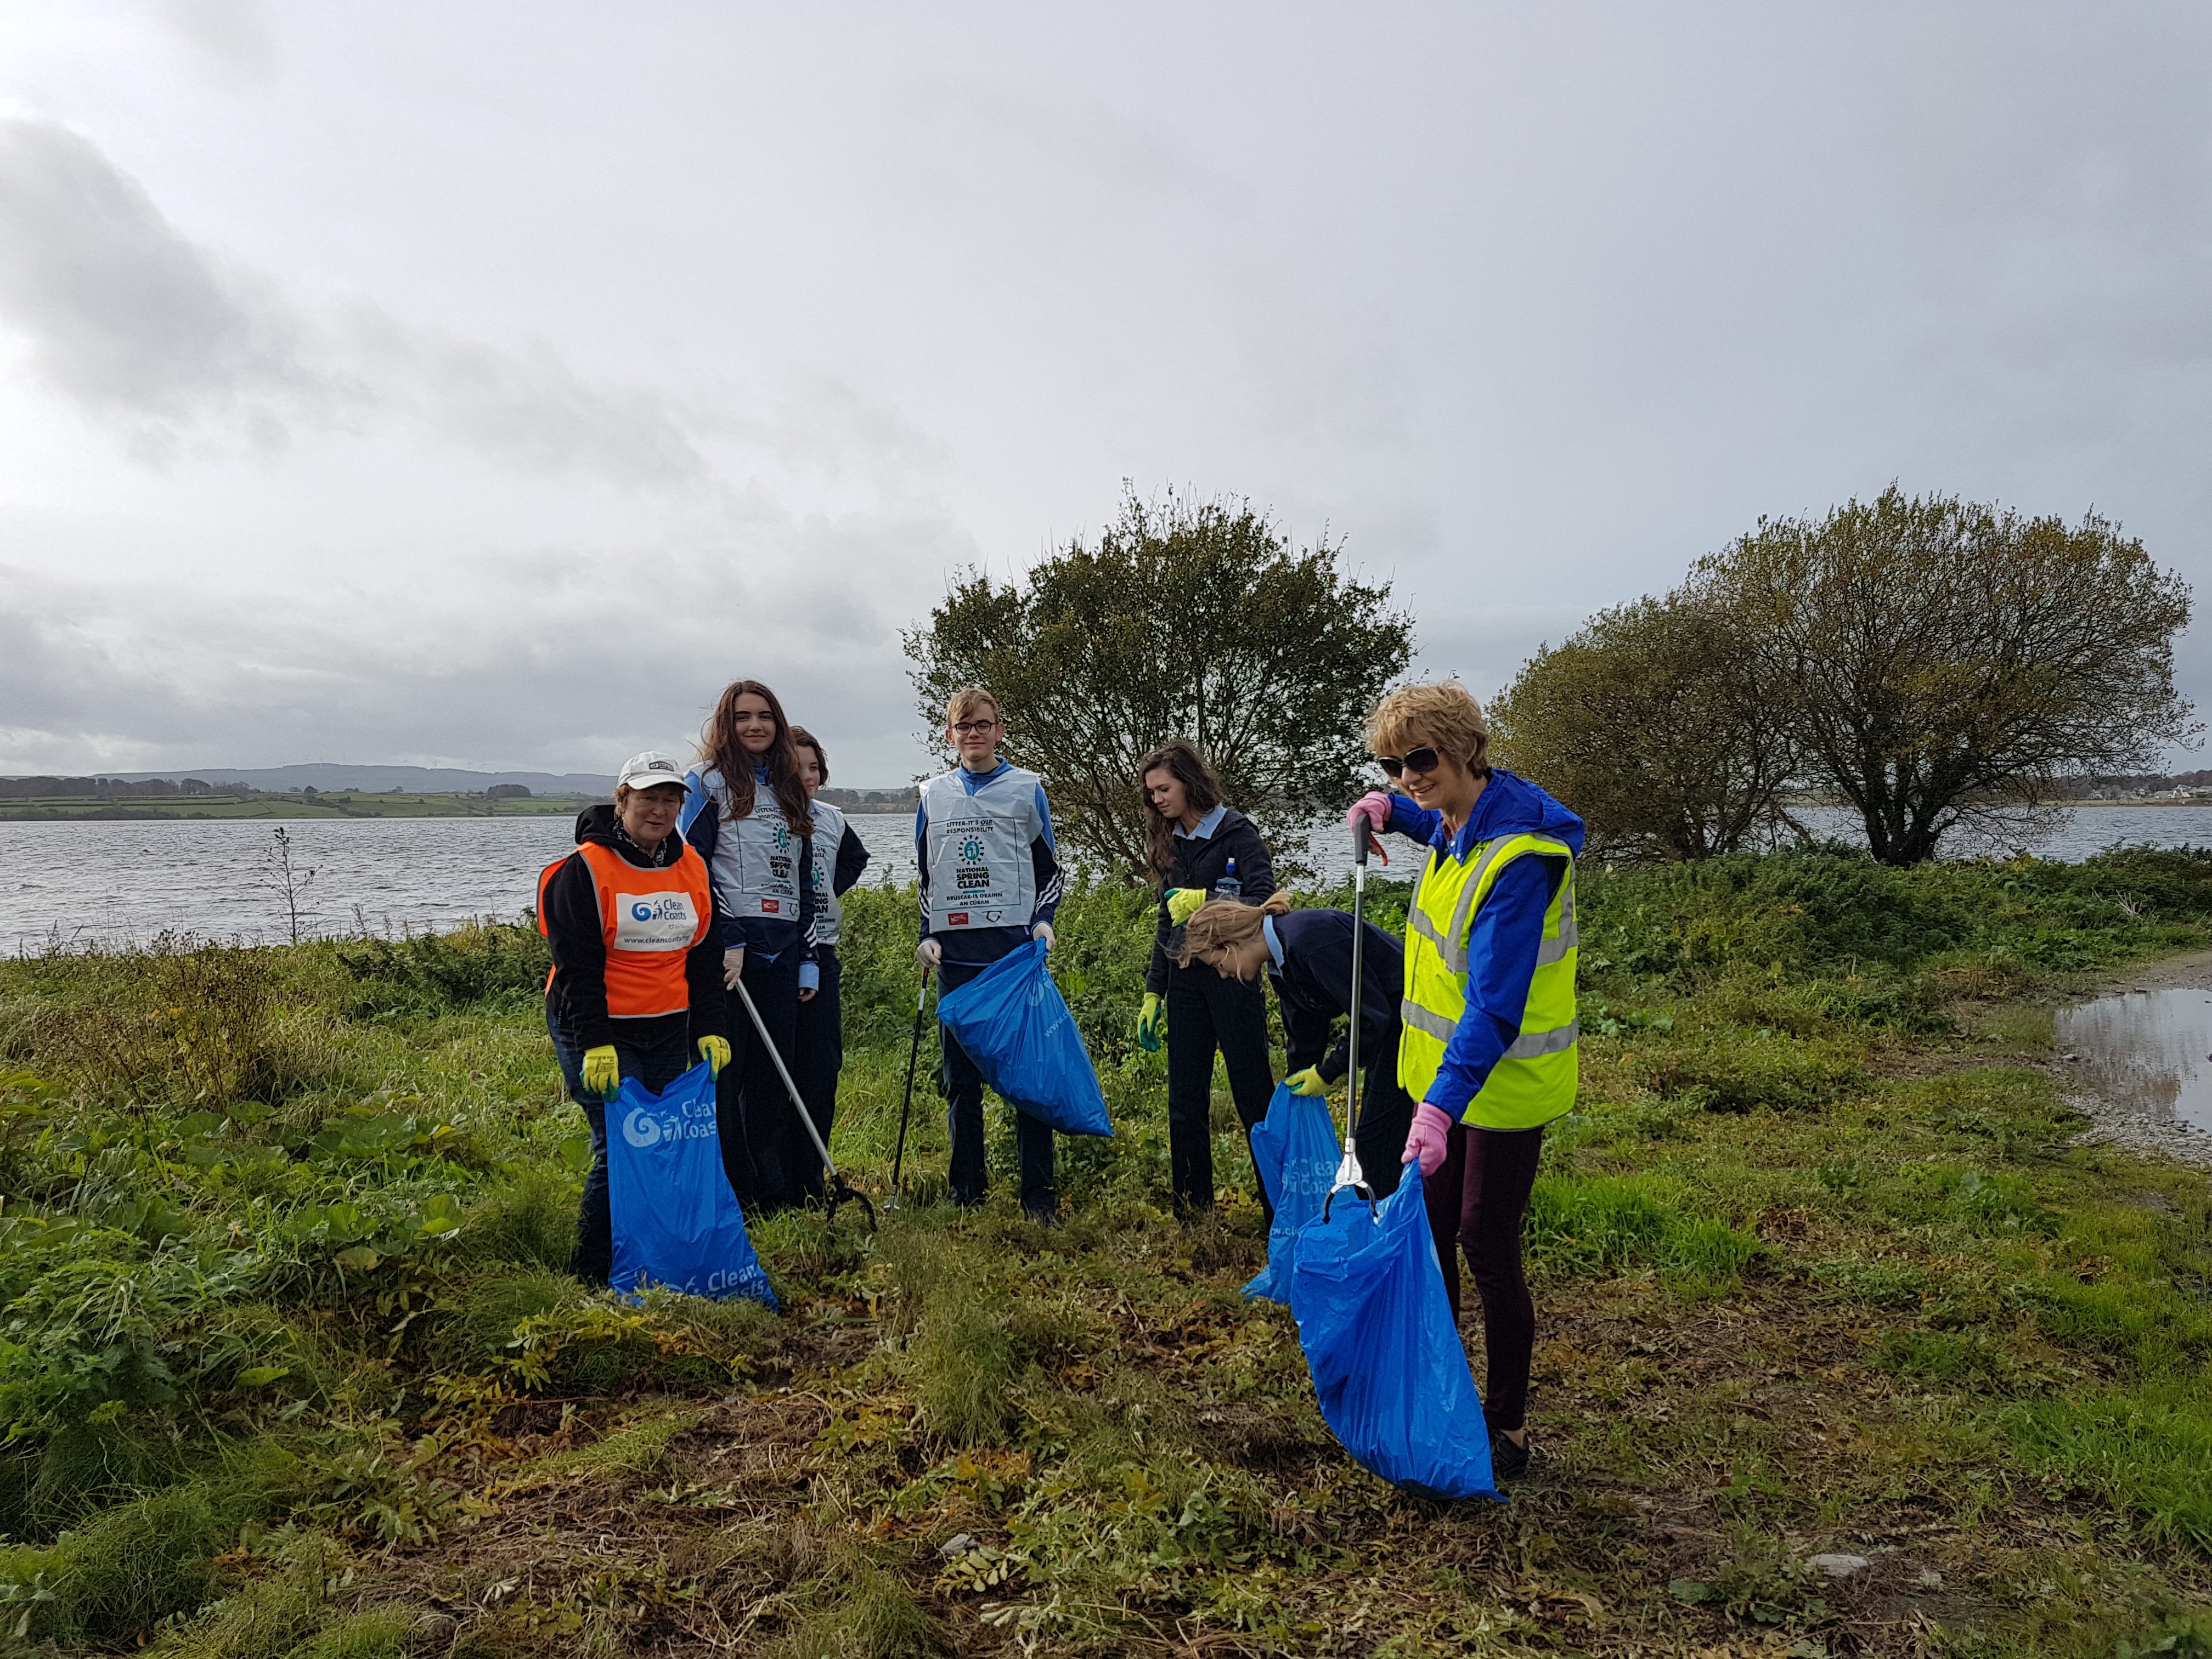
[{"left": 1216, "top": 857, "right": 1242, "bottom": 900}]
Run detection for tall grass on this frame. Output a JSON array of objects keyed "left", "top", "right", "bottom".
[{"left": 3, "top": 845, "right": 2212, "bottom": 1652}]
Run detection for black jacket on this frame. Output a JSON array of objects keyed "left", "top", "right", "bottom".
[
  {"left": 542, "top": 804, "right": 729, "bottom": 1051},
  {"left": 1146, "top": 807, "right": 1276, "bottom": 994},
  {"left": 1271, "top": 907, "right": 1404, "bottom": 1084}
]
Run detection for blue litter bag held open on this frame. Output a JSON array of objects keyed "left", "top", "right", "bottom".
[
  {"left": 607, "top": 1062, "right": 777, "bottom": 1307},
  {"left": 1289, "top": 1165, "right": 1498, "bottom": 1500},
  {"left": 1244, "top": 1082, "right": 1342, "bottom": 1305},
  {"left": 935, "top": 939, "right": 1112, "bottom": 1137}
]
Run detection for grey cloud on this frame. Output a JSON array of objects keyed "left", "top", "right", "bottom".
[
  {"left": 0, "top": 118, "right": 318, "bottom": 441},
  {"left": 339, "top": 307, "right": 708, "bottom": 488},
  {"left": 0, "top": 116, "right": 710, "bottom": 485},
  {"left": 0, "top": 491, "right": 968, "bottom": 783}
]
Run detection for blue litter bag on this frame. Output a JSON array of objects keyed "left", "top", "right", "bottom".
[
  {"left": 1289, "top": 1164, "right": 1498, "bottom": 1500},
  {"left": 936, "top": 939, "right": 1112, "bottom": 1137},
  {"left": 1243, "top": 1081, "right": 1342, "bottom": 1304},
  {"left": 606, "top": 1062, "right": 777, "bottom": 1307}
]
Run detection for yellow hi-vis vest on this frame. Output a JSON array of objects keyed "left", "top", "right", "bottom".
[{"left": 1398, "top": 831, "right": 1579, "bottom": 1130}]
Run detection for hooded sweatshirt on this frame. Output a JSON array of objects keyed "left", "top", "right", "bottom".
[
  {"left": 1379, "top": 767, "right": 1586, "bottom": 1118},
  {"left": 540, "top": 803, "right": 730, "bottom": 1052}
]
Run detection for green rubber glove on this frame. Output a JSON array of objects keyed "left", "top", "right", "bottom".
[
  {"left": 582, "top": 1045, "right": 620, "bottom": 1098},
  {"left": 1135, "top": 992, "right": 1165, "bottom": 1051},
  {"left": 1286, "top": 1066, "right": 1330, "bottom": 1097},
  {"left": 1165, "top": 887, "right": 1205, "bottom": 926},
  {"left": 697, "top": 1035, "right": 730, "bottom": 1079}
]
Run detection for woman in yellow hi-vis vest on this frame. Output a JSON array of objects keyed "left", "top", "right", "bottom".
[{"left": 1346, "top": 680, "right": 1583, "bottom": 1483}]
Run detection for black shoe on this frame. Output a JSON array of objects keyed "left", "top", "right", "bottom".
[{"left": 1489, "top": 1429, "right": 1529, "bottom": 1483}]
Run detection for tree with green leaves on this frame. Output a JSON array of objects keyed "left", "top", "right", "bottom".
[
  {"left": 1699, "top": 487, "right": 2196, "bottom": 864},
  {"left": 904, "top": 489, "right": 1412, "bottom": 878},
  {"left": 1489, "top": 590, "right": 1797, "bottom": 863}
]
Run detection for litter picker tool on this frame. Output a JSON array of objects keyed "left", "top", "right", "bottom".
[
  {"left": 1323, "top": 815, "right": 1380, "bottom": 1221},
  {"left": 730, "top": 975, "right": 877, "bottom": 1232},
  {"left": 888, "top": 968, "right": 931, "bottom": 1210}
]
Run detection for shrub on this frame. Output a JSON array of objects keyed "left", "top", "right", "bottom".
[
  {"left": 338, "top": 921, "right": 550, "bottom": 1014},
  {"left": 0, "top": 1481, "right": 238, "bottom": 1646}
]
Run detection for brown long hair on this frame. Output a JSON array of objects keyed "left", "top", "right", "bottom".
[
  {"left": 1173, "top": 891, "right": 1293, "bottom": 968},
  {"left": 789, "top": 726, "right": 829, "bottom": 785},
  {"left": 1138, "top": 740, "right": 1226, "bottom": 885},
  {"left": 701, "top": 679, "right": 814, "bottom": 835}
]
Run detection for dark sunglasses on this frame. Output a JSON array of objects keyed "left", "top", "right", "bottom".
[{"left": 1376, "top": 746, "right": 1441, "bottom": 780}]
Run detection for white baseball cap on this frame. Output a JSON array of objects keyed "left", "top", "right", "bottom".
[{"left": 616, "top": 750, "right": 687, "bottom": 791}]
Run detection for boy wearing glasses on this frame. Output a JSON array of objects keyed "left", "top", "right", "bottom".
[
  {"left": 916, "top": 686, "right": 1066, "bottom": 1221},
  {"left": 1345, "top": 679, "right": 1583, "bottom": 1483}
]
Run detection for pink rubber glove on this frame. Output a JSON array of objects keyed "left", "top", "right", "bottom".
[
  {"left": 1346, "top": 791, "right": 1394, "bottom": 865},
  {"left": 1402, "top": 1102, "right": 1455, "bottom": 1177}
]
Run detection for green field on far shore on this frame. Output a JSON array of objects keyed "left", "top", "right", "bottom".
[{"left": 0, "top": 792, "right": 601, "bottom": 821}]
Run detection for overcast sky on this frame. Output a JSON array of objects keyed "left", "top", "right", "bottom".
[{"left": 2, "top": 2, "right": 2208, "bottom": 785}]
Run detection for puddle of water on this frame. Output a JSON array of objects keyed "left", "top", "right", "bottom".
[{"left": 2055, "top": 988, "right": 2212, "bottom": 1135}]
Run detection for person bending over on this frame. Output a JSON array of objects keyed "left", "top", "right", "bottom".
[
  {"left": 1176, "top": 889, "right": 1442, "bottom": 1220},
  {"left": 1347, "top": 679, "right": 1583, "bottom": 1483}
]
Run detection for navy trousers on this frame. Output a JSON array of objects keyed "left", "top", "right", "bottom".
[
  {"left": 545, "top": 1002, "right": 693, "bottom": 1286},
  {"left": 939, "top": 955, "right": 1058, "bottom": 1216}
]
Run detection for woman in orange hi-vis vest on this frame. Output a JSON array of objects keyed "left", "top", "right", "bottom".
[{"left": 538, "top": 750, "right": 731, "bottom": 1286}]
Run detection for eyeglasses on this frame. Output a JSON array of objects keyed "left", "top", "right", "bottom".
[
  {"left": 951, "top": 719, "right": 1002, "bottom": 736},
  {"left": 1377, "top": 746, "right": 1441, "bottom": 780}
]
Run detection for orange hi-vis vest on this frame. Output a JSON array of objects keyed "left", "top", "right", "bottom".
[{"left": 537, "top": 840, "right": 713, "bottom": 1019}]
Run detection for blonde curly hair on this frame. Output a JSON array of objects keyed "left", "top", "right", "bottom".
[{"left": 1367, "top": 679, "right": 1489, "bottom": 773}]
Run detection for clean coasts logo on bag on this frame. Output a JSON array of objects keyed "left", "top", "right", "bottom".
[
  {"left": 615, "top": 891, "right": 697, "bottom": 951},
  {"left": 622, "top": 1108, "right": 664, "bottom": 1148}
]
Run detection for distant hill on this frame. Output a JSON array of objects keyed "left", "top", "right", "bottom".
[
  {"left": 0, "top": 765, "right": 921, "bottom": 808},
  {"left": 100, "top": 765, "right": 617, "bottom": 794}
]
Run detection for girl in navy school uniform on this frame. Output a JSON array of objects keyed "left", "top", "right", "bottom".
[
  {"left": 790, "top": 725, "right": 871, "bottom": 1202},
  {"left": 680, "top": 679, "right": 819, "bottom": 1216}
]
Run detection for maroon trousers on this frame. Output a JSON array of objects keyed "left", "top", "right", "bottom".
[{"left": 1420, "top": 1122, "right": 1545, "bottom": 1432}]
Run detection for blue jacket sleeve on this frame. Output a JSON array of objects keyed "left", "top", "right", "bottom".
[
  {"left": 834, "top": 823, "right": 870, "bottom": 895},
  {"left": 797, "top": 834, "right": 820, "bottom": 989},
  {"left": 915, "top": 802, "right": 932, "bottom": 941},
  {"left": 679, "top": 770, "right": 712, "bottom": 837},
  {"left": 1030, "top": 784, "right": 1064, "bottom": 929},
  {"left": 1423, "top": 856, "right": 1562, "bottom": 1115},
  {"left": 679, "top": 777, "right": 745, "bottom": 951},
  {"left": 1384, "top": 793, "right": 1440, "bottom": 845}
]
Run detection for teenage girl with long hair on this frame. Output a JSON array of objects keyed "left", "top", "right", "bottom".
[
  {"left": 1132, "top": 740, "right": 1276, "bottom": 1216},
  {"left": 680, "top": 679, "right": 819, "bottom": 1216}
]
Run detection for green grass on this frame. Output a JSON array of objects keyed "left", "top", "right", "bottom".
[{"left": 2, "top": 847, "right": 2211, "bottom": 1653}]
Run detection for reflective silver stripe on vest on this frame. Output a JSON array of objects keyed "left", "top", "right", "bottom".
[
  {"left": 1442, "top": 840, "right": 1510, "bottom": 971},
  {"left": 1503, "top": 1018, "right": 1579, "bottom": 1060},
  {"left": 1534, "top": 879, "right": 1578, "bottom": 967},
  {"left": 1401, "top": 998, "right": 1457, "bottom": 1040}
]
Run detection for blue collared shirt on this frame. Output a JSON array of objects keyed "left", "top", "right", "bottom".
[
  {"left": 1174, "top": 803, "right": 1229, "bottom": 840},
  {"left": 1262, "top": 912, "right": 1286, "bottom": 971}
]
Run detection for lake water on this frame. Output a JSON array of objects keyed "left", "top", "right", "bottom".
[
  {"left": 2056, "top": 988, "right": 2212, "bottom": 1137},
  {"left": 0, "top": 815, "right": 927, "bottom": 952},
  {"left": 4, "top": 803, "right": 2209, "bottom": 952}
]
